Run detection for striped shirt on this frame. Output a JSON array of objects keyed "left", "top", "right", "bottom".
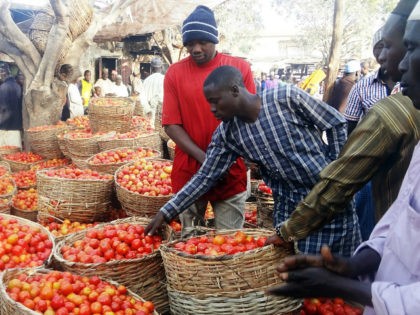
[
  {"left": 281, "top": 93, "right": 420, "bottom": 246},
  {"left": 160, "top": 84, "right": 360, "bottom": 255},
  {"left": 344, "top": 70, "right": 390, "bottom": 122}
]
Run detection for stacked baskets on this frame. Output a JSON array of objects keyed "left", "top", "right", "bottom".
[
  {"left": 0, "top": 174, "right": 15, "bottom": 215},
  {"left": 36, "top": 168, "right": 114, "bottom": 223},
  {"left": 0, "top": 146, "right": 21, "bottom": 159},
  {"left": 88, "top": 97, "right": 135, "bottom": 133},
  {"left": 160, "top": 228, "right": 301, "bottom": 315},
  {"left": 98, "top": 131, "right": 161, "bottom": 152},
  {"left": 53, "top": 217, "right": 168, "bottom": 313}
]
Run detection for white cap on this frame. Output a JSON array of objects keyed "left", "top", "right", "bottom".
[
  {"left": 408, "top": 1, "right": 420, "bottom": 20},
  {"left": 344, "top": 60, "right": 360, "bottom": 74}
]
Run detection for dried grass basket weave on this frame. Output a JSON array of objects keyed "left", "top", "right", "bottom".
[
  {"left": 0, "top": 177, "right": 17, "bottom": 199},
  {"left": 98, "top": 132, "right": 161, "bottom": 151},
  {"left": 115, "top": 159, "right": 173, "bottom": 217},
  {"left": 89, "top": 97, "right": 135, "bottom": 133},
  {"left": 0, "top": 199, "right": 11, "bottom": 214},
  {"left": 86, "top": 147, "right": 162, "bottom": 175},
  {"left": 161, "top": 228, "right": 292, "bottom": 294},
  {"left": 36, "top": 169, "right": 113, "bottom": 223},
  {"left": 0, "top": 268, "right": 159, "bottom": 315},
  {"left": 2, "top": 157, "right": 38, "bottom": 173},
  {"left": 256, "top": 193, "right": 274, "bottom": 229},
  {"left": 26, "top": 125, "right": 66, "bottom": 159},
  {"left": 64, "top": 131, "right": 114, "bottom": 158},
  {"left": 10, "top": 206, "right": 38, "bottom": 222},
  {"left": 160, "top": 228, "right": 299, "bottom": 315},
  {"left": 53, "top": 217, "right": 168, "bottom": 313},
  {"left": 0, "top": 161, "right": 11, "bottom": 177},
  {"left": 167, "top": 287, "right": 301, "bottom": 315}
]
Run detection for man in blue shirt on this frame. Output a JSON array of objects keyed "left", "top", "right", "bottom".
[{"left": 146, "top": 65, "right": 361, "bottom": 256}]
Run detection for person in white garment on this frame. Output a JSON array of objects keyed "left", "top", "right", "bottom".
[
  {"left": 142, "top": 57, "right": 165, "bottom": 128},
  {"left": 68, "top": 76, "right": 84, "bottom": 118},
  {"left": 113, "top": 75, "right": 129, "bottom": 97}
]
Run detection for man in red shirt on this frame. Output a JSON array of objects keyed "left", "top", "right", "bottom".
[{"left": 162, "top": 5, "right": 255, "bottom": 236}]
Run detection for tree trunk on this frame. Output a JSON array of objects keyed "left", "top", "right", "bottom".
[{"left": 323, "top": 0, "right": 344, "bottom": 103}]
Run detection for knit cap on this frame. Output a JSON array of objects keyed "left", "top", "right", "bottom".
[
  {"left": 182, "top": 5, "right": 219, "bottom": 46},
  {"left": 372, "top": 26, "right": 383, "bottom": 48}
]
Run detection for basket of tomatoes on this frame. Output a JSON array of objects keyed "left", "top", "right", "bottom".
[
  {"left": 36, "top": 167, "right": 114, "bottom": 223},
  {"left": 0, "top": 145, "right": 21, "bottom": 158},
  {"left": 300, "top": 297, "right": 363, "bottom": 315},
  {"left": 160, "top": 228, "right": 300, "bottom": 315},
  {"left": 0, "top": 214, "right": 54, "bottom": 271},
  {"left": 2, "top": 152, "right": 44, "bottom": 172},
  {"left": 115, "top": 158, "right": 173, "bottom": 217},
  {"left": 0, "top": 161, "right": 11, "bottom": 178},
  {"left": 11, "top": 188, "right": 38, "bottom": 222},
  {"left": 64, "top": 130, "right": 114, "bottom": 159},
  {"left": 53, "top": 216, "right": 168, "bottom": 313},
  {"left": 87, "top": 147, "right": 161, "bottom": 175},
  {"left": 0, "top": 268, "right": 158, "bottom": 315},
  {"left": 255, "top": 181, "right": 274, "bottom": 229},
  {"left": 26, "top": 124, "right": 66, "bottom": 159},
  {"left": 88, "top": 97, "right": 135, "bottom": 133},
  {"left": 98, "top": 130, "right": 161, "bottom": 152},
  {"left": 0, "top": 176, "right": 16, "bottom": 199},
  {"left": 12, "top": 170, "right": 37, "bottom": 190}
]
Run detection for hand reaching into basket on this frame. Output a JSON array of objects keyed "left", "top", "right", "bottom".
[{"left": 145, "top": 211, "right": 166, "bottom": 235}]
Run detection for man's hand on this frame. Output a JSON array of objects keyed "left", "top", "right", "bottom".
[
  {"left": 266, "top": 267, "right": 344, "bottom": 299},
  {"left": 264, "top": 233, "right": 294, "bottom": 252},
  {"left": 276, "top": 245, "right": 356, "bottom": 278},
  {"left": 145, "top": 212, "right": 166, "bottom": 235}
]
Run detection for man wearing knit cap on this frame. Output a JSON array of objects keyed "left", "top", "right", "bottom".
[
  {"left": 159, "top": 5, "right": 255, "bottom": 236},
  {"left": 268, "top": 3, "right": 420, "bottom": 313}
]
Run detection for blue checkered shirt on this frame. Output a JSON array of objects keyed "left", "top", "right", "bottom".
[
  {"left": 344, "top": 70, "right": 390, "bottom": 121},
  {"left": 161, "top": 84, "right": 361, "bottom": 255}
]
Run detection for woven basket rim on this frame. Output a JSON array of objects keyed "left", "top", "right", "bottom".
[
  {"left": 160, "top": 228, "right": 276, "bottom": 261},
  {"left": 87, "top": 147, "right": 161, "bottom": 166},
  {"left": 53, "top": 216, "right": 163, "bottom": 268},
  {"left": 36, "top": 168, "right": 114, "bottom": 183}
]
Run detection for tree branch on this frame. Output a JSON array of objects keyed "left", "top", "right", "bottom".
[
  {"left": 32, "top": 0, "right": 70, "bottom": 89},
  {"left": 0, "top": 38, "right": 34, "bottom": 86},
  {"left": 0, "top": 0, "right": 41, "bottom": 77}
]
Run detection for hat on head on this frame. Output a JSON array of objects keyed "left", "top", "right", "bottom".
[
  {"left": 408, "top": 1, "right": 420, "bottom": 20},
  {"left": 182, "top": 5, "right": 219, "bottom": 46},
  {"left": 372, "top": 26, "right": 383, "bottom": 48},
  {"left": 392, "top": 0, "right": 418, "bottom": 18},
  {"left": 344, "top": 60, "right": 361, "bottom": 74},
  {"left": 151, "top": 57, "right": 163, "bottom": 68}
]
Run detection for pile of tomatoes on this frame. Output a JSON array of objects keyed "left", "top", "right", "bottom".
[
  {"left": 60, "top": 223, "right": 162, "bottom": 264},
  {"left": 173, "top": 231, "right": 267, "bottom": 256},
  {"left": 301, "top": 298, "right": 363, "bottom": 315},
  {"left": 6, "top": 270, "right": 155, "bottom": 314}
]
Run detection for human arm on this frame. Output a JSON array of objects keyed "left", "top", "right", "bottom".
[
  {"left": 344, "top": 85, "right": 363, "bottom": 135},
  {"left": 145, "top": 132, "right": 238, "bottom": 234},
  {"left": 278, "top": 103, "right": 397, "bottom": 241},
  {"left": 165, "top": 125, "right": 206, "bottom": 164}
]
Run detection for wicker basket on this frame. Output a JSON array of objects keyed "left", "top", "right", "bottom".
[
  {"left": 0, "top": 146, "right": 21, "bottom": 158},
  {"left": 167, "top": 287, "right": 301, "bottom": 315},
  {"left": 86, "top": 147, "right": 161, "bottom": 174},
  {"left": 10, "top": 206, "right": 38, "bottom": 222},
  {"left": 88, "top": 97, "right": 135, "bottom": 133},
  {"left": 256, "top": 193, "right": 274, "bottom": 229},
  {"left": 56, "top": 130, "right": 71, "bottom": 158},
  {"left": 0, "top": 268, "right": 159, "bottom": 315},
  {"left": 131, "top": 96, "right": 144, "bottom": 116},
  {"left": 53, "top": 217, "right": 168, "bottom": 313},
  {"left": 98, "top": 131, "right": 161, "bottom": 151},
  {"left": 70, "top": 156, "right": 89, "bottom": 169},
  {"left": 0, "top": 199, "right": 11, "bottom": 214},
  {"left": 161, "top": 228, "right": 298, "bottom": 315},
  {"left": 36, "top": 169, "right": 114, "bottom": 223},
  {"left": 0, "top": 161, "right": 11, "bottom": 178},
  {"left": 68, "top": 0, "right": 93, "bottom": 40},
  {"left": 243, "top": 202, "right": 259, "bottom": 228},
  {"left": 2, "top": 158, "right": 37, "bottom": 173},
  {"left": 0, "top": 177, "right": 17, "bottom": 199},
  {"left": 26, "top": 125, "right": 66, "bottom": 159},
  {"left": 115, "top": 159, "right": 173, "bottom": 217},
  {"left": 64, "top": 131, "right": 113, "bottom": 158}
]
